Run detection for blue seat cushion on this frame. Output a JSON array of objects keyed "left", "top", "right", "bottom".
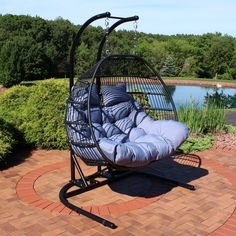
[
  {"left": 98, "top": 119, "right": 189, "bottom": 167},
  {"left": 98, "top": 84, "right": 189, "bottom": 167}
]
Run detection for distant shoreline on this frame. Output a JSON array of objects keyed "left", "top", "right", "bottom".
[
  {"left": 1, "top": 79, "right": 236, "bottom": 94},
  {"left": 163, "top": 79, "right": 236, "bottom": 88}
]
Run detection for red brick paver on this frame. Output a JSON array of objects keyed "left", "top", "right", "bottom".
[{"left": 1, "top": 148, "right": 236, "bottom": 235}]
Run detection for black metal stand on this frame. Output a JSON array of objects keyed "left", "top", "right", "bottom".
[
  {"left": 59, "top": 154, "right": 195, "bottom": 229},
  {"left": 60, "top": 12, "right": 196, "bottom": 229}
]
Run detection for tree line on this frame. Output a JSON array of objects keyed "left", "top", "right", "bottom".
[{"left": 0, "top": 14, "right": 236, "bottom": 87}]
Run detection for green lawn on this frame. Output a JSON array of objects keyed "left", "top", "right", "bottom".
[{"left": 225, "top": 108, "right": 236, "bottom": 112}]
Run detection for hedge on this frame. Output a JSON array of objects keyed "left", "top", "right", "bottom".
[
  {"left": 0, "top": 118, "right": 18, "bottom": 162},
  {"left": 0, "top": 79, "right": 69, "bottom": 149}
]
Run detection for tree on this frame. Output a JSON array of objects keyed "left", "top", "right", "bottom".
[
  {"left": 204, "top": 35, "right": 234, "bottom": 78},
  {"left": 136, "top": 38, "right": 167, "bottom": 71},
  {"left": 0, "top": 38, "right": 25, "bottom": 87},
  {"left": 74, "top": 42, "right": 94, "bottom": 76},
  {"left": 227, "top": 50, "right": 236, "bottom": 80},
  {"left": 48, "top": 18, "right": 75, "bottom": 76},
  {"left": 161, "top": 56, "right": 176, "bottom": 77},
  {"left": 0, "top": 36, "right": 52, "bottom": 86},
  {"left": 1, "top": 14, "right": 236, "bottom": 86},
  {"left": 24, "top": 42, "right": 51, "bottom": 80},
  {"left": 180, "top": 56, "right": 198, "bottom": 77}
]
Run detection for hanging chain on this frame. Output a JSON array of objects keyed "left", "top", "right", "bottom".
[
  {"left": 133, "top": 20, "right": 138, "bottom": 54},
  {"left": 105, "top": 17, "right": 110, "bottom": 55}
]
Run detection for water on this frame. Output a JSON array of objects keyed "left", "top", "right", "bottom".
[{"left": 166, "top": 85, "right": 236, "bottom": 109}]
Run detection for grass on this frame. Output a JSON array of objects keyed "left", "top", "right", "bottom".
[
  {"left": 177, "top": 100, "right": 227, "bottom": 152},
  {"left": 225, "top": 108, "right": 236, "bottom": 112},
  {"left": 224, "top": 125, "right": 236, "bottom": 133},
  {"left": 20, "top": 78, "right": 67, "bottom": 85},
  {"left": 178, "top": 100, "right": 225, "bottom": 134}
]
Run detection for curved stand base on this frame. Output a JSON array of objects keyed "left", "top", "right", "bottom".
[
  {"left": 59, "top": 182, "right": 117, "bottom": 229},
  {"left": 59, "top": 169, "right": 195, "bottom": 229}
]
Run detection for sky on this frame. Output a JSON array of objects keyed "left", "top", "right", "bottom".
[{"left": 1, "top": 0, "right": 236, "bottom": 36}]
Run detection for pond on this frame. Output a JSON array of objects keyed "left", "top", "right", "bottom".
[{"left": 166, "top": 85, "right": 236, "bottom": 109}]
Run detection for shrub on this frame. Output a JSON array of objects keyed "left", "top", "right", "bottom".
[
  {"left": 0, "top": 85, "right": 32, "bottom": 128},
  {"left": 0, "top": 118, "right": 18, "bottom": 162},
  {"left": 205, "top": 91, "right": 236, "bottom": 109},
  {"left": 21, "top": 80, "right": 68, "bottom": 148},
  {"left": 0, "top": 79, "right": 69, "bottom": 149},
  {"left": 179, "top": 134, "right": 213, "bottom": 153}
]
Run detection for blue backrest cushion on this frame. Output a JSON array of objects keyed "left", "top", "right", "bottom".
[
  {"left": 71, "top": 84, "right": 100, "bottom": 106},
  {"left": 102, "top": 83, "right": 131, "bottom": 106}
]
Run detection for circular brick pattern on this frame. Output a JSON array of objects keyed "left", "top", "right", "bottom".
[
  {"left": 15, "top": 154, "right": 236, "bottom": 235},
  {"left": 16, "top": 161, "right": 163, "bottom": 216}
]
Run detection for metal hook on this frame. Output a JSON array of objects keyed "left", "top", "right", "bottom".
[
  {"left": 104, "top": 18, "right": 110, "bottom": 55},
  {"left": 133, "top": 20, "right": 138, "bottom": 31},
  {"left": 105, "top": 17, "right": 109, "bottom": 29}
]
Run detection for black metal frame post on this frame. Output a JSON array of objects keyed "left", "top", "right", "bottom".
[
  {"left": 67, "top": 12, "right": 112, "bottom": 190},
  {"left": 60, "top": 168, "right": 133, "bottom": 229},
  {"left": 68, "top": 12, "right": 111, "bottom": 92}
]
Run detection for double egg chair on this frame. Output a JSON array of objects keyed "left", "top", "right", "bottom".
[{"left": 60, "top": 12, "right": 195, "bottom": 229}]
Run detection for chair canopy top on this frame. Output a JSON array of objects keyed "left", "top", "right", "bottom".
[{"left": 78, "top": 54, "right": 157, "bottom": 80}]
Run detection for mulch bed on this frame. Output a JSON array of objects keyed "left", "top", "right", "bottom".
[{"left": 213, "top": 132, "right": 236, "bottom": 152}]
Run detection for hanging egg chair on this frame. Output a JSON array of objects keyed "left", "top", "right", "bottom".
[
  {"left": 60, "top": 12, "right": 195, "bottom": 229},
  {"left": 67, "top": 54, "right": 189, "bottom": 168}
]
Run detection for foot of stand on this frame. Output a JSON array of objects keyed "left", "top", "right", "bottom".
[
  {"left": 59, "top": 182, "right": 118, "bottom": 229},
  {"left": 59, "top": 170, "right": 132, "bottom": 229},
  {"left": 136, "top": 171, "right": 196, "bottom": 191}
]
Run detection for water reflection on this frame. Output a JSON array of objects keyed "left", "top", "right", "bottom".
[
  {"left": 167, "top": 85, "right": 236, "bottom": 109},
  {"left": 205, "top": 91, "right": 236, "bottom": 108}
]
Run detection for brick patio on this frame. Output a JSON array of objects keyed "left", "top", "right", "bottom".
[{"left": 1, "top": 148, "right": 236, "bottom": 236}]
